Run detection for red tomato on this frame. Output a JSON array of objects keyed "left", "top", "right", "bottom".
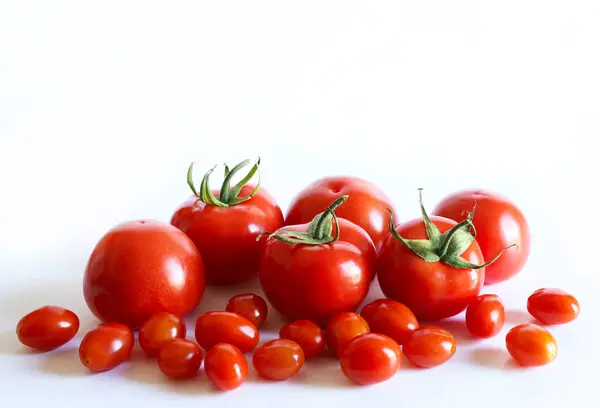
[
  {"left": 16, "top": 306, "right": 79, "bottom": 351},
  {"left": 158, "top": 339, "right": 203, "bottom": 379},
  {"left": 226, "top": 293, "right": 268, "bottom": 328},
  {"left": 83, "top": 219, "right": 205, "bottom": 329},
  {"left": 433, "top": 189, "right": 530, "bottom": 284},
  {"left": 403, "top": 326, "right": 456, "bottom": 368},
  {"left": 360, "top": 299, "right": 418, "bottom": 345},
  {"left": 195, "top": 311, "right": 259, "bottom": 353},
  {"left": 252, "top": 339, "right": 305, "bottom": 381},
  {"left": 79, "top": 323, "right": 134, "bottom": 372},
  {"left": 506, "top": 324, "right": 557, "bottom": 366},
  {"left": 279, "top": 320, "right": 325, "bottom": 358},
  {"left": 139, "top": 312, "right": 186, "bottom": 357},
  {"left": 527, "top": 288, "right": 580, "bottom": 325},
  {"left": 205, "top": 343, "right": 248, "bottom": 391},
  {"left": 326, "top": 312, "right": 370, "bottom": 357},
  {"left": 171, "top": 159, "right": 283, "bottom": 286},
  {"left": 465, "top": 294, "right": 505, "bottom": 338},
  {"left": 340, "top": 333, "right": 401, "bottom": 385}
]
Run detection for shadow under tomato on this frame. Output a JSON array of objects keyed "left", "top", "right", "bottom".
[
  {"left": 38, "top": 346, "right": 89, "bottom": 377},
  {"left": 430, "top": 318, "right": 477, "bottom": 345},
  {"left": 471, "top": 347, "right": 519, "bottom": 370},
  {"left": 290, "top": 356, "right": 354, "bottom": 389}
]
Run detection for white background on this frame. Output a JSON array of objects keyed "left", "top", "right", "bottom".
[{"left": 1, "top": 1, "right": 599, "bottom": 407}]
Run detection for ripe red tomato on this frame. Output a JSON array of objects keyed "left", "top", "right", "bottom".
[
  {"left": 195, "top": 311, "right": 259, "bottom": 353},
  {"left": 403, "top": 326, "right": 456, "bottom": 368},
  {"left": 279, "top": 320, "right": 325, "bottom": 358},
  {"left": 252, "top": 339, "right": 305, "bottom": 381},
  {"left": 139, "top": 312, "right": 186, "bottom": 357},
  {"left": 527, "top": 288, "right": 580, "bottom": 325},
  {"left": 83, "top": 219, "right": 205, "bottom": 329},
  {"left": 79, "top": 323, "right": 134, "bottom": 372},
  {"left": 158, "top": 339, "right": 203, "bottom": 379},
  {"left": 226, "top": 293, "right": 268, "bottom": 328},
  {"left": 465, "top": 294, "right": 505, "bottom": 338},
  {"left": 340, "top": 333, "right": 401, "bottom": 385},
  {"left": 433, "top": 189, "right": 530, "bottom": 284},
  {"left": 16, "top": 306, "right": 79, "bottom": 351},
  {"left": 506, "top": 324, "right": 557, "bottom": 366},
  {"left": 326, "top": 312, "right": 370, "bottom": 357},
  {"left": 171, "top": 159, "right": 283, "bottom": 286},
  {"left": 205, "top": 343, "right": 248, "bottom": 391},
  {"left": 360, "top": 299, "right": 418, "bottom": 346}
]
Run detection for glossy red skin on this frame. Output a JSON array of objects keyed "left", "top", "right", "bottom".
[
  {"left": 171, "top": 185, "right": 283, "bottom": 286},
  {"left": 403, "top": 326, "right": 456, "bottom": 368},
  {"left": 158, "top": 339, "right": 203, "bottom": 379},
  {"left": 279, "top": 320, "right": 325, "bottom": 358},
  {"left": 432, "top": 189, "right": 530, "bottom": 284},
  {"left": 506, "top": 324, "right": 557, "bottom": 366},
  {"left": 340, "top": 333, "right": 401, "bottom": 385},
  {"left": 83, "top": 220, "right": 205, "bottom": 329},
  {"left": 527, "top": 288, "right": 580, "bottom": 325},
  {"left": 377, "top": 216, "right": 485, "bottom": 321},
  {"left": 195, "top": 311, "right": 259, "bottom": 353},
  {"left": 205, "top": 343, "right": 248, "bottom": 391},
  {"left": 360, "top": 299, "right": 419, "bottom": 345},
  {"left": 226, "top": 293, "right": 268, "bottom": 329},
  {"left": 326, "top": 312, "right": 370, "bottom": 357},
  {"left": 139, "top": 313, "right": 186, "bottom": 357},
  {"left": 466, "top": 294, "right": 505, "bottom": 338},
  {"left": 17, "top": 306, "right": 79, "bottom": 351},
  {"left": 285, "top": 176, "right": 398, "bottom": 251},
  {"left": 252, "top": 339, "right": 305, "bottom": 381},
  {"left": 79, "top": 323, "right": 134, "bottom": 372}
]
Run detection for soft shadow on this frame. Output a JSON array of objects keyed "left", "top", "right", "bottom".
[
  {"left": 433, "top": 318, "right": 477, "bottom": 345},
  {"left": 471, "top": 347, "right": 518, "bottom": 370},
  {"left": 0, "top": 330, "right": 39, "bottom": 355},
  {"left": 504, "top": 309, "right": 536, "bottom": 325},
  {"left": 38, "top": 346, "right": 88, "bottom": 377},
  {"left": 291, "top": 356, "right": 353, "bottom": 388}
]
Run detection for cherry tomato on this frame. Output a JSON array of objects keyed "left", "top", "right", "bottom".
[
  {"left": 226, "top": 293, "right": 268, "bottom": 328},
  {"left": 195, "top": 311, "right": 259, "bottom": 353},
  {"left": 79, "top": 323, "right": 134, "bottom": 372},
  {"left": 326, "top": 312, "right": 370, "bottom": 357},
  {"left": 16, "top": 306, "right": 79, "bottom": 351},
  {"left": 252, "top": 339, "right": 305, "bottom": 381},
  {"left": 465, "top": 294, "right": 505, "bottom": 338},
  {"left": 360, "top": 299, "right": 418, "bottom": 345},
  {"left": 158, "top": 338, "right": 203, "bottom": 379},
  {"left": 340, "top": 333, "right": 401, "bottom": 385},
  {"left": 403, "top": 326, "right": 456, "bottom": 368},
  {"left": 205, "top": 343, "right": 248, "bottom": 391},
  {"left": 83, "top": 219, "right": 205, "bottom": 329},
  {"left": 138, "top": 312, "right": 186, "bottom": 357},
  {"left": 505, "top": 324, "right": 557, "bottom": 366},
  {"left": 279, "top": 320, "right": 325, "bottom": 358},
  {"left": 527, "top": 288, "right": 580, "bottom": 325}
]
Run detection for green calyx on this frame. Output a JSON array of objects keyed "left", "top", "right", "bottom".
[
  {"left": 187, "top": 158, "right": 261, "bottom": 207},
  {"left": 389, "top": 189, "right": 517, "bottom": 269}
]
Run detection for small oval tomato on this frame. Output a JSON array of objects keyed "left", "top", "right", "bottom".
[
  {"left": 195, "top": 311, "right": 259, "bottom": 353},
  {"left": 527, "top": 288, "right": 580, "bottom": 325},
  {"left": 252, "top": 339, "right": 305, "bottom": 381},
  {"left": 139, "top": 312, "right": 186, "bottom": 357},
  {"left": 403, "top": 326, "right": 456, "bottom": 368},
  {"left": 16, "top": 306, "right": 79, "bottom": 351},
  {"left": 226, "top": 293, "right": 268, "bottom": 328},
  {"left": 340, "top": 333, "right": 401, "bottom": 385},
  {"left": 279, "top": 320, "right": 325, "bottom": 358},
  {"left": 465, "top": 294, "right": 505, "bottom": 338},
  {"left": 158, "top": 339, "right": 203, "bottom": 379},
  {"left": 205, "top": 343, "right": 248, "bottom": 391},
  {"left": 360, "top": 299, "right": 418, "bottom": 345},
  {"left": 506, "top": 324, "right": 557, "bottom": 366},
  {"left": 326, "top": 312, "right": 370, "bottom": 357},
  {"left": 79, "top": 323, "right": 134, "bottom": 372}
]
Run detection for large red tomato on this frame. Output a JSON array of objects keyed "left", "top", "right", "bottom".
[
  {"left": 83, "top": 220, "right": 205, "bottom": 329},
  {"left": 171, "top": 159, "right": 283, "bottom": 286}
]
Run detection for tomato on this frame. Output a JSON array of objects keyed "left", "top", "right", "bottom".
[
  {"left": 195, "top": 311, "right": 259, "bottom": 353},
  {"left": 138, "top": 312, "right": 186, "bottom": 357},
  {"left": 326, "top": 312, "right": 370, "bottom": 357},
  {"left": 83, "top": 219, "right": 205, "bottom": 329},
  {"left": 403, "top": 326, "right": 456, "bottom": 368},
  {"left": 340, "top": 333, "right": 401, "bottom": 385},
  {"left": 252, "top": 339, "right": 305, "bottom": 381},
  {"left": 465, "top": 294, "right": 505, "bottom": 338},
  {"left": 527, "top": 288, "right": 580, "bottom": 325},
  {"left": 16, "top": 306, "right": 79, "bottom": 351},
  {"left": 205, "top": 343, "right": 248, "bottom": 391},
  {"left": 79, "top": 323, "right": 134, "bottom": 372},
  {"left": 432, "top": 189, "right": 530, "bottom": 284},
  {"left": 158, "top": 339, "right": 203, "bottom": 379},
  {"left": 506, "top": 324, "right": 557, "bottom": 366},
  {"left": 226, "top": 293, "right": 268, "bottom": 329},
  {"left": 359, "top": 299, "right": 418, "bottom": 346},
  {"left": 279, "top": 320, "right": 325, "bottom": 358},
  {"left": 171, "top": 159, "right": 283, "bottom": 286}
]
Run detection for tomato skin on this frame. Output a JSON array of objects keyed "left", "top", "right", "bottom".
[
  {"left": 139, "top": 313, "right": 186, "bottom": 357},
  {"left": 16, "top": 306, "right": 79, "bottom": 351},
  {"left": 465, "top": 294, "right": 505, "bottom": 339},
  {"left": 340, "top": 333, "right": 401, "bottom": 385},
  {"left": 326, "top": 312, "right": 370, "bottom": 357},
  {"left": 279, "top": 320, "right": 325, "bottom": 358},
  {"left": 360, "top": 299, "right": 418, "bottom": 346},
  {"left": 506, "top": 324, "right": 557, "bottom": 366},
  {"left": 158, "top": 339, "right": 203, "bottom": 379},
  {"left": 195, "top": 311, "right": 259, "bottom": 353},
  {"left": 403, "top": 326, "right": 456, "bottom": 368},
  {"left": 252, "top": 339, "right": 305, "bottom": 381},
  {"left": 79, "top": 323, "right": 134, "bottom": 372},
  {"left": 83, "top": 220, "right": 205, "bottom": 329},
  {"left": 226, "top": 293, "right": 268, "bottom": 329},
  {"left": 432, "top": 189, "right": 530, "bottom": 284},
  {"left": 205, "top": 343, "right": 248, "bottom": 391},
  {"left": 527, "top": 288, "right": 580, "bottom": 325}
]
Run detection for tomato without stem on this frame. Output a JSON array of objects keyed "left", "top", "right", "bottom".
[
  {"left": 279, "top": 320, "right": 325, "bottom": 358},
  {"left": 403, "top": 326, "right": 456, "bottom": 368},
  {"left": 326, "top": 312, "right": 370, "bottom": 358},
  {"left": 205, "top": 343, "right": 248, "bottom": 391},
  {"left": 465, "top": 294, "right": 505, "bottom": 339},
  {"left": 252, "top": 339, "right": 305, "bottom": 381},
  {"left": 506, "top": 324, "right": 557, "bottom": 366},
  {"left": 17, "top": 306, "right": 79, "bottom": 351},
  {"left": 527, "top": 288, "right": 580, "bottom": 325},
  {"left": 195, "top": 311, "right": 259, "bottom": 353},
  {"left": 158, "top": 339, "right": 203, "bottom": 379},
  {"left": 226, "top": 293, "right": 268, "bottom": 329},
  {"left": 139, "top": 312, "right": 186, "bottom": 357},
  {"left": 340, "top": 333, "right": 401, "bottom": 386},
  {"left": 360, "top": 299, "right": 418, "bottom": 346},
  {"left": 79, "top": 323, "right": 134, "bottom": 372}
]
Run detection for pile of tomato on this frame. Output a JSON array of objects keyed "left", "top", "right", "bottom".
[{"left": 16, "top": 159, "right": 580, "bottom": 389}]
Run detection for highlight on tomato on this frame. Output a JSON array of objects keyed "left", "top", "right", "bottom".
[
  {"left": 403, "top": 326, "right": 456, "bottom": 368},
  {"left": 326, "top": 312, "right": 370, "bottom": 358},
  {"left": 527, "top": 288, "right": 580, "bottom": 325},
  {"left": 79, "top": 323, "right": 134, "bottom": 372},
  {"left": 340, "top": 333, "right": 401, "bottom": 385},
  {"left": 158, "top": 338, "right": 203, "bottom": 379},
  {"left": 226, "top": 293, "right": 268, "bottom": 329},
  {"left": 205, "top": 343, "right": 248, "bottom": 391},
  {"left": 17, "top": 306, "right": 79, "bottom": 351},
  {"left": 195, "top": 311, "right": 259, "bottom": 353},
  {"left": 359, "top": 299, "right": 418, "bottom": 346},
  {"left": 138, "top": 312, "right": 186, "bottom": 357},
  {"left": 252, "top": 339, "right": 305, "bottom": 381},
  {"left": 465, "top": 294, "right": 505, "bottom": 339},
  {"left": 505, "top": 324, "right": 557, "bottom": 367},
  {"left": 279, "top": 320, "right": 325, "bottom": 358}
]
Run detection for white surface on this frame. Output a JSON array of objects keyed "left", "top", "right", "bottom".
[{"left": 1, "top": 1, "right": 599, "bottom": 407}]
